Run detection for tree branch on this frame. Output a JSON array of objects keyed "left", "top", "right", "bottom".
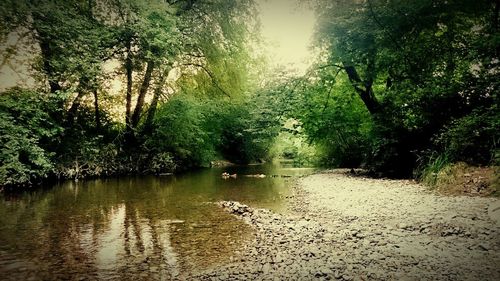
[{"left": 181, "top": 62, "right": 231, "bottom": 97}]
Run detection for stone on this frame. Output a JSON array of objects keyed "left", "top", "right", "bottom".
[
  {"left": 342, "top": 274, "right": 353, "bottom": 281},
  {"left": 355, "top": 232, "right": 365, "bottom": 239},
  {"left": 488, "top": 201, "right": 500, "bottom": 226},
  {"left": 319, "top": 267, "right": 333, "bottom": 275},
  {"left": 274, "top": 254, "right": 284, "bottom": 263},
  {"left": 262, "top": 263, "right": 272, "bottom": 274},
  {"left": 398, "top": 223, "right": 408, "bottom": 230},
  {"left": 478, "top": 243, "right": 490, "bottom": 251},
  {"left": 167, "top": 219, "right": 185, "bottom": 224},
  {"left": 3, "top": 261, "right": 29, "bottom": 271}
]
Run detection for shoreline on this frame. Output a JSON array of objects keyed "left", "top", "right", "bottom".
[{"left": 190, "top": 169, "right": 500, "bottom": 280}]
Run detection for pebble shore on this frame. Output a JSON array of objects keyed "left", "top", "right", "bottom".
[{"left": 189, "top": 170, "right": 500, "bottom": 280}]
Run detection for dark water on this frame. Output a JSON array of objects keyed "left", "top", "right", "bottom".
[{"left": 0, "top": 162, "right": 314, "bottom": 280}]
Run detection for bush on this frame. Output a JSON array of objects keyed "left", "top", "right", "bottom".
[
  {"left": 55, "top": 140, "right": 121, "bottom": 179},
  {"left": 148, "top": 152, "right": 177, "bottom": 174},
  {"left": 366, "top": 120, "right": 417, "bottom": 178},
  {"left": 213, "top": 101, "right": 278, "bottom": 164},
  {"left": 147, "top": 95, "right": 216, "bottom": 169},
  {"left": 271, "top": 131, "right": 319, "bottom": 167},
  {"left": 146, "top": 94, "right": 279, "bottom": 169},
  {"left": 293, "top": 79, "right": 372, "bottom": 169},
  {"left": 437, "top": 107, "right": 499, "bottom": 165},
  {"left": 0, "top": 88, "right": 62, "bottom": 186},
  {"left": 418, "top": 162, "right": 499, "bottom": 196}
]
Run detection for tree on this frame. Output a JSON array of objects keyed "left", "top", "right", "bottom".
[
  {"left": 308, "top": 0, "right": 499, "bottom": 176},
  {"left": 1, "top": 0, "right": 118, "bottom": 128},
  {"left": 0, "top": 88, "right": 61, "bottom": 185}
]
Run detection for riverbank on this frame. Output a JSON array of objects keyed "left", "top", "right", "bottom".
[{"left": 190, "top": 169, "right": 500, "bottom": 280}]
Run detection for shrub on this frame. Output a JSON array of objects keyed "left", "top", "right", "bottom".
[
  {"left": 147, "top": 95, "right": 215, "bottom": 169},
  {"left": 148, "top": 152, "right": 177, "bottom": 174},
  {"left": 0, "top": 88, "right": 62, "bottom": 186},
  {"left": 147, "top": 94, "right": 280, "bottom": 168},
  {"left": 437, "top": 107, "right": 499, "bottom": 165},
  {"left": 214, "top": 101, "right": 277, "bottom": 164}
]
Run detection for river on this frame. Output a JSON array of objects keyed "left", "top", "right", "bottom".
[{"left": 0, "top": 162, "right": 315, "bottom": 280}]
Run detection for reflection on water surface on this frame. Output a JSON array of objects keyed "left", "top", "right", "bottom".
[{"left": 0, "top": 163, "right": 314, "bottom": 279}]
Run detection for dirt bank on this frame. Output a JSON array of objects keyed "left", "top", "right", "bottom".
[{"left": 190, "top": 170, "right": 500, "bottom": 280}]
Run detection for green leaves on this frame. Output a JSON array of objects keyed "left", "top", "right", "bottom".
[
  {"left": 303, "top": 0, "right": 499, "bottom": 176},
  {"left": 135, "top": 6, "right": 180, "bottom": 62},
  {"left": 146, "top": 92, "right": 280, "bottom": 168},
  {"left": 147, "top": 95, "right": 214, "bottom": 168},
  {"left": 0, "top": 89, "right": 62, "bottom": 186},
  {"left": 437, "top": 107, "right": 500, "bottom": 165}
]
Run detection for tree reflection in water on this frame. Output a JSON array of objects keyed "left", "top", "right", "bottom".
[{"left": 0, "top": 165, "right": 310, "bottom": 279}]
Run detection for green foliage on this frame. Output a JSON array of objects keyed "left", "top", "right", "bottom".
[
  {"left": 280, "top": 71, "right": 372, "bottom": 168},
  {"left": 0, "top": 88, "right": 61, "bottom": 186},
  {"left": 0, "top": 0, "right": 264, "bottom": 187},
  {"left": 312, "top": 101, "right": 370, "bottom": 167},
  {"left": 415, "top": 152, "right": 451, "bottom": 186},
  {"left": 147, "top": 93, "right": 280, "bottom": 169},
  {"left": 214, "top": 99, "right": 279, "bottom": 164},
  {"left": 437, "top": 107, "right": 500, "bottom": 165},
  {"left": 149, "top": 152, "right": 177, "bottom": 174},
  {"left": 0, "top": 1, "right": 29, "bottom": 40},
  {"left": 28, "top": 0, "right": 116, "bottom": 90},
  {"left": 271, "top": 131, "right": 319, "bottom": 167},
  {"left": 306, "top": 0, "right": 499, "bottom": 177},
  {"left": 117, "top": 0, "right": 182, "bottom": 63},
  {"left": 2, "top": 0, "right": 496, "bottom": 188},
  {"left": 56, "top": 141, "right": 118, "bottom": 180},
  {"left": 148, "top": 95, "right": 215, "bottom": 168}
]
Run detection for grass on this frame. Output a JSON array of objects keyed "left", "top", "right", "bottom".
[{"left": 417, "top": 153, "right": 451, "bottom": 187}]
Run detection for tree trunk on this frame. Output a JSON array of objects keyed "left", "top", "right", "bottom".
[
  {"left": 342, "top": 63, "right": 380, "bottom": 114},
  {"left": 143, "top": 68, "right": 169, "bottom": 134},
  {"left": 125, "top": 40, "right": 133, "bottom": 128},
  {"left": 130, "top": 60, "right": 155, "bottom": 129},
  {"left": 93, "top": 89, "right": 101, "bottom": 131},
  {"left": 66, "top": 90, "right": 86, "bottom": 125},
  {"left": 33, "top": 13, "right": 61, "bottom": 94}
]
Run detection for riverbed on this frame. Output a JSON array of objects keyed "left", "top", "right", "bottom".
[
  {"left": 0, "top": 163, "right": 314, "bottom": 280},
  {"left": 196, "top": 170, "right": 500, "bottom": 280},
  {"left": 2, "top": 167, "right": 499, "bottom": 280}
]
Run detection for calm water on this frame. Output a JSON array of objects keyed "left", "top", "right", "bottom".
[{"left": 0, "top": 162, "right": 314, "bottom": 280}]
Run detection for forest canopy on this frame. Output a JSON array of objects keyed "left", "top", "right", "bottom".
[
  {"left": 280, "top": 0, "right": 499, "bottom": 177},
  {"left": 0, "top": 0, "right": 498, "bottom": 187}
]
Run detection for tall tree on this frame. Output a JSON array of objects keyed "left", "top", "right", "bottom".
[
  {"left": 309, "top": 0, "right": 499, "bottom": 175},
  {"left": 1, "top": 0, "right": 117, "bottom": 124}
]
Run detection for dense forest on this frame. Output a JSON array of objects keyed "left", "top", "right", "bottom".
[{"left": 0, "top": 0, "right": 498, "bottom": 188}]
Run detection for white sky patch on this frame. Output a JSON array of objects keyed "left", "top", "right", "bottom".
[
  {"left": 257, "top": 0, "right": 316, "bottom": 75},
  {"left": 0, "top": 29, "right": 39, "bottom": 91}
]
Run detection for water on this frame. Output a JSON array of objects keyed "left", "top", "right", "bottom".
[{"left": 0, "top": 162, "right": 314, "bottom": 280}]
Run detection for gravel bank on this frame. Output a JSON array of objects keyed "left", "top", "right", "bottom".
[{"left": 189, "top": 170, "right": 500, "bottom": 280}]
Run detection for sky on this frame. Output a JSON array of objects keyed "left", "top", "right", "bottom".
[
  {"left": 257, "top": 0, "right": 316, "bottom": 75},
  {"left": 0, "top": 30, "right": 38, "bottom": 91}
]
